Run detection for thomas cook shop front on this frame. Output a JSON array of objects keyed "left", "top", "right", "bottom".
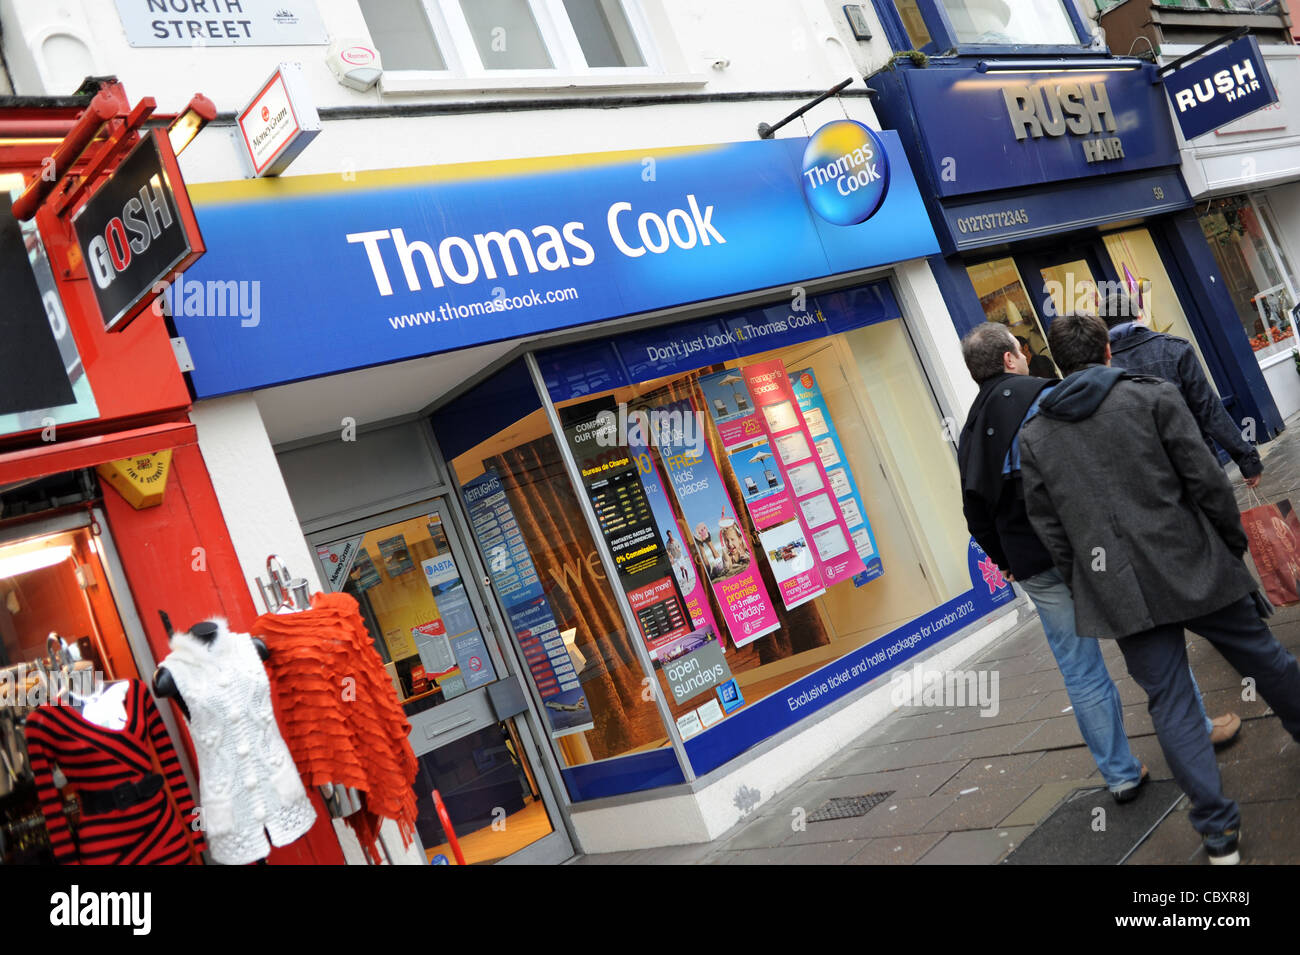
[{"left": 172, "top": 124, "right": 1023, "bottom": 860}]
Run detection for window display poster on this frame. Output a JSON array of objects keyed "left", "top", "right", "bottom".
[
  {"left": 352, "top": 548, "right": 383, "bottom": 591},
  {"left": 560, "top": 398, "right": 695, "bottom": 654},
  {"left": 726, "top": 440, "right": 796, "bottom": 530},
  {"left": 628, "top": 429, "right": 725, "bottom": 660},
  {"left": 758, "top": 517, "right": 823, "bottom": 609},
  {"left": 789, "top": 368, "right": 884, "bottom": 584},
  {"left": 743, "top": 359, "right": 866, "bottom": 586},
  {"left": 651, "top": 396, "right": 780, "bottom": 648},
  {"left": 420, "top": 555, "right": 496, "bottom": 694},
  {"left": 378, "top": 534, "right": 416, "bottom": 578},
  {"left": 462, "top": 470, "right": 593, "bottom": 738},
  {"left": 698, "top": 369, "right": 766, "bottom": 450}
]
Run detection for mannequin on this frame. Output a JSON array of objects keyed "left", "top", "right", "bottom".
[
  {"left": 157, "top": 619, "right": 315, "bottom": 865},
  {"left": 153, "top": 621, "right": 269, "bottom": 719}
]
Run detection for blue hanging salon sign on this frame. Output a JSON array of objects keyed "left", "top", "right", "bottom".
[
  {"left": 173, "top": 133, "right": 938, "bottom": 398},
  {"left": 1162, "top": 35, "right": 1280, "bottom": 142}
]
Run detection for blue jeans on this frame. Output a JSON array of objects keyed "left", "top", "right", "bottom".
[
  {"left": 1018, "top": 568, "right": 1146, "bottom": 792},
  {"left": 1117, "top": 595, "right": 1300, "bottom": 835}
]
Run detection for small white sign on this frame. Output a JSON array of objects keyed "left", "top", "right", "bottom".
[
  {"left": 237, "top": 63, "right": 320, "bottom": 177},
  {"left": 697, "top": 698, "right": 725, "bottom": 728},
  {"left": 115, "top": 0, "right": 328, "bottom": 47},
  {"left": 316, "top": 536, "right": 363, "bottom": 592},
  {"left": 675, "top": 710, "right": 704, "bottom": 740},
  {"left": 422, "top": 556, "right": 459, "bottom": 590}
]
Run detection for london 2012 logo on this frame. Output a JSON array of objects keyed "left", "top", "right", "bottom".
[{"left": 801, "top": 121, "right": 891, "bottom": 226}]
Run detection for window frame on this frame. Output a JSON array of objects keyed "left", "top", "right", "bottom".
[
  {"left": 369, "top": 0, "right": 666, "bottom": 89},
  {"left": 869, "top": 0, "right": 1094, "bottom": 55}
]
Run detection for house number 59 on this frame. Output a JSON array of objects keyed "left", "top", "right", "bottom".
[{"left": 1152, "top": 186, "right": 1165, "bottom": 200}]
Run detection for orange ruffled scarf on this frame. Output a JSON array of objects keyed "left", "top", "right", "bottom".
[{"left": 252, "top": 592, "right": 419, "bottom": 864}]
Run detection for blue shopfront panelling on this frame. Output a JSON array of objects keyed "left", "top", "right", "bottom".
[
  {"left": 942, "top": 169, "right": 1190, "bottom": 252},
  {"left": 537, "top": 281, "right": 901, "bottom": 402},
  {"left": 560, "top": 747, "right": 685, "bottom": 802},
  {"left": 686, "top": 542, "right": 1017, "bottom": 777}
]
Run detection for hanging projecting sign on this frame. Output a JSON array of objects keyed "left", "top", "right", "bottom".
[
  {"left": 72, "top": 129, "right": 205, "bottom": 332},
  {"left": 1163, "top": 35, "right": 1279, "bottom": 142},
  {"left": 238, "top": 63, "right": 321, "bottom": 177},
  {"left": 114, "top": 0, "right": 327, "bottom": 47},
  {"left": 800, "top": 121, "right": 891, "bottom": 226}
]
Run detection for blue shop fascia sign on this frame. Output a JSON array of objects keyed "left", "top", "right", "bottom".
[
  {"left": 869, "top": 60, "right": 1192, "bottom": 253},
  {"left": 174, "top": 128, "right": 937, "bottom": 399}
]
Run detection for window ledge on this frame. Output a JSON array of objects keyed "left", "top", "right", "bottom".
[
  {"left": 378, "top": 71, "right": 711, "bottom": 96},
  {"left": 1258, "top": 348, "right": 1298, "bottom": 370}
]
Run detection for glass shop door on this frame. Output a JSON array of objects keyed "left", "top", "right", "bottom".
[{"left": 312, "top": 498, "right": 573, "bottom": 865}]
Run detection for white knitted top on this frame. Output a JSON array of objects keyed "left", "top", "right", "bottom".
[{"left": 161, "top": 622, "right": 316, "bottom": 865}]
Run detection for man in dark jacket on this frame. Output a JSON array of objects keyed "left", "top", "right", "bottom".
[
  {"left": 958, "top": 323, "right": 1145, "bottom": 801},
  {"left": 1100, "top": 288, "right": 1263, "bottom": 487},
  {"left": 1020, "top": 312, "right": 1300, "bottom": 865}
]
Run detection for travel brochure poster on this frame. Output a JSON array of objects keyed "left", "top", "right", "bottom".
[
  {"left": 698, "top": 369, "right": 766, "bottom": 450},
  {"left": 743, "top": 359, "right": 866, "bottom": 590},
  {"left": 377, "top": 534, "right": 415, "bottom": 578},
  {"left": 627, "top": 429, "right": 725, "bottom": 661},
  {"left": 789, "top": 368, "right": 884, "bottom": 585},
  {"left": 652, "top": 396, "right": 780, "bottom": 648},
  {"left": 461, "top": 471, "right": 593, "bottom": 738},
  {"left": 726, "top": 439, "right": 795, "bottom": 530},
  {"left": 560, "top": 399, "right": 695, "bottom": 655}
]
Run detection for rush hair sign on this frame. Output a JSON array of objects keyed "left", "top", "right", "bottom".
[
  {"left": 72, "top": 129, "right": 204, "bottom": 331},
  {"left": 1163, "top": 35, "right": 1280, "bottom": 142}
]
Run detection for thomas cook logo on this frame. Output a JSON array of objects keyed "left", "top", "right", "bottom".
[{"left": 800, "top": 121, "right": 890, "bottom": 226}]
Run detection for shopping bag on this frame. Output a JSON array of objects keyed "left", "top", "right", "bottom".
[{"left": 1240, "top": 489, "right": 1300, "bottom": 607}]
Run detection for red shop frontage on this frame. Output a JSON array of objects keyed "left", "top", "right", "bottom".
[{"left": 0, "top": 79, "right": 345, "bottom": 865}]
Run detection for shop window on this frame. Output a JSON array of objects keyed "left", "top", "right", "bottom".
[
  {"left": 317, "top": 512, "right": 501, "bottom": 713},
  {"left": 893, "top": 0, "right": 934, "bottom": 47},
  {"left": 361, "top": 0, "right": 656, "bottom": 79},
  {"left": 0, "top": 520, "right": 149, "bottom": 864},
  {"left": 459, "top": 0, "right": 555, "bottom": 69},
  {"left": 1102, "top": 227, "right": 1220, "bottom": 383},
  {"left": 1199, "top": 196, "right": 1300, "bottom": 361},
  {"left": 358, "top": 0, "right": 448, "bottom": 71},
  {"left": 966, "top": 258, "right": 1060, "bottom": 380},
  {"left": 938, "top": 0, "right": 1080, "bottom": 45},
  {"left": 442, "top": 283, "right": 979, "bottom": 785}
]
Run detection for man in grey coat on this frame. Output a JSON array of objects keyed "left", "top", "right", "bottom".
[
  {"left": 1098, "top": 287, "right": 1263, "bottom": 487},
  {"left": 1019, "top": 311, "right": 1300, "bottom": 865}
]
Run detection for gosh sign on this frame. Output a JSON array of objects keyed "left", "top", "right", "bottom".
[
  {"left": 801, "top": 121, "right": 891, "bottom": 227},
  {"left": 73, "top": 130, "right": 204, "bottom": 331}
]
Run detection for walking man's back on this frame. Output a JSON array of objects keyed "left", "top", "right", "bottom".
[
  {"left": 1019, "top": 311, "right": 1300, "bottom": 865},
  {"left": 1099, "top": 289, "right": 1262, "bottom": 486}
]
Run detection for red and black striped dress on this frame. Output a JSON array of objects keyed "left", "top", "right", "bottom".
[{"left": 23, "top": 679, "right": 205, "bottom": 865}]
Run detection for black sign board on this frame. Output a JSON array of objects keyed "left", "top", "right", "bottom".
[
  {"left": 0, "top": 206, "right": 75, "bottom": 416},
  {"left": 559, "top": 397, "right": 694, "bottom": 651},
  {"left": 73, "top": 130, "right": 198, "bottom": 332}
]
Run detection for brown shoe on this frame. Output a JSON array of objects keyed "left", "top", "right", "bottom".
[{"left": 1210, "top": 713, "right": 1242, "bottom": 749}]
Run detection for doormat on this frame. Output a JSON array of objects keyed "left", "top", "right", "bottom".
[
  {"left": 806, "top": 791, "right": 895, "bottom": 823},
  {"left": 1001, "top": 780, "right": 1184, "bottom": 865}
]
